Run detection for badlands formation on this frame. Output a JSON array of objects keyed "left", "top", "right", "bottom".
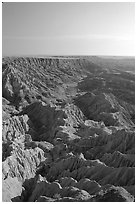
[{"left": 2, "top": 56, "right": 135, "bottom": 202}]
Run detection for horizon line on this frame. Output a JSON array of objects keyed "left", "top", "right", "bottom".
[{"left": 2, "top": 54, "right": 135, "bottom": 58}]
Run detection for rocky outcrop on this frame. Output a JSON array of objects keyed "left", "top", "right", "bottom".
[
  {"left": 90, "top": 185, "right": 134, "bottom": 202},
  {"left": 74, "top": 92, "right": 134, "bottom": 128},
  {"left": 2, "top": 147, "right": 46, "bottom": 180},
  {"left": 2, "top": 56, "right": 135, "bottom": 202},
  {"left": 2, "top": 176, "right": 23, "bottom": 202}
]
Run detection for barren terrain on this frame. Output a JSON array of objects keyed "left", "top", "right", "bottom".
[{"left": 2, "top": 56, "right": 135, "bottom": 202}]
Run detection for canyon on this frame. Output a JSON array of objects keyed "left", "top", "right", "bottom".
[{"left": 2, "top": 56, "right": 135, "bottom": 202}]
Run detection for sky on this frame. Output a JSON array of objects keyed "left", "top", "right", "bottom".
[{"left": 2, "top": 2, "right": 135, "bottom": 56}]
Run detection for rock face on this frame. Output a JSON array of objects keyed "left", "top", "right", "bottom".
[{"left": 2, "top": 56, "right": 135, "bottom": 202}]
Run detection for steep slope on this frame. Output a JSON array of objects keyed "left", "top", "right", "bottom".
[{"left": 2, "top": 56, "right": 135, "bottom": 202}]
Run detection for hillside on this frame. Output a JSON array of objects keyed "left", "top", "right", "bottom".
[{"left": 2, "top": 56, "right": 135, "bottom": 202}]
